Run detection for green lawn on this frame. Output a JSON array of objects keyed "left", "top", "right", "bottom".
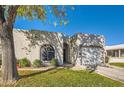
[
  {"left": 0, "top": 68, "right": 124, "bottom": 87},
  {"left": 109, "top": 63, "right": 124, "bottom": 68}
]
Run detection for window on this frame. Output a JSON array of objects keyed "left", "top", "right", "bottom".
[
  {"left": 107, "top": 50, "right": 119, "bottom": 57},
  {"left": 41, "top": 45, "right": 55, "bottom": 61},
  {"left": 112, "top": 50, "right": 119, "bottom": 57},
  {"left": 120, "top": 49, "right": 124, "bottom": 57}
]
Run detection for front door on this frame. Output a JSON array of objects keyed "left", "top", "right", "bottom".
[
  {"left": 63, "top": 49, "right": 66, "bottom": 62},
  {"left": 63, "top": 43, "right": 69, "bottom": 63}
]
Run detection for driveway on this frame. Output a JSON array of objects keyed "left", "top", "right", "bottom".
[{"left": 95, "top": 65, "right": 124, "bottom": 83}]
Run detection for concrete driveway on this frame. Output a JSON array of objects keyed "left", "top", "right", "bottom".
[{"left": 95, "top": 65, "right": 124, "bottom": 83}]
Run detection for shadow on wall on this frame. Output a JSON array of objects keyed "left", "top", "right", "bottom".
[{"left": 23, "top": 30, "right": 64, "bottom": 65}]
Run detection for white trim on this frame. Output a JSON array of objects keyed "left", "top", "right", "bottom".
[{"left": 106, "top": 44, "right": 124, "bottom": 50}]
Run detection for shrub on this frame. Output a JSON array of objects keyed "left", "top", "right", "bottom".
[
  {"left": 32, "top": 59, "right": 42, "bottom": 68},
  {"left": 16, "top": 59, "right": 20, "bottom": 65},
  {"left": 18, "top": 58, "right": 31, "bottom": 68},
  {"left": 0, "top": 59, "right": 2, "bottom": 66},
  {"left": 105, "top": 56, "right": 110, "bottom": 63},
  {"left": 0, "top": 54, "right": 2, "bottom": 66},
  {"left": 50, "top": 58, "right": 58, "bottom": 67}
]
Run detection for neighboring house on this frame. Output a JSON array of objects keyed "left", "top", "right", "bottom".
[
  {"left": 0, "top": 29, "right": 105, "bottom": 68},
  {"left": 106, "top": 44, "right": 124, "bottom": 63}
]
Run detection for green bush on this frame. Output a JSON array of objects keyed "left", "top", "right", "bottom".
[
  {"left": 50, "top": 58, "right": 58, "bottom": 67},
  {"left": 105, "top": 56, "right": 110, "bottom": 63},
  {"left": 16, "top": 59, "right": 20, "bottom": 65},
  {"left": 19, "top": 58, "right": 31, "bottom": 68},
  {"left": 0, "top": 59, "right": 2, "bottom": 66},
  {"left": 0, "top": 54, "right": 2, "bottom": 65},
  {"left": 32, "top": 59, "right": 42, "bottom": 68}
]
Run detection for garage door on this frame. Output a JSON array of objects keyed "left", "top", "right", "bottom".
[{"left": 79, "top": 47, "right": 104, "bottom": 66}]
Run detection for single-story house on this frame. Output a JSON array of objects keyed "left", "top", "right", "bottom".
[
  {"left": 105, "top": 44, "right": 124, "bottom": 63},
  {"left": 0, "top": 29, "right": 105, "bottom": 68}
]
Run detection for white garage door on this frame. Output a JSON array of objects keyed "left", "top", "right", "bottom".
[{"left": 79, "top": 47, "right": 104, "bottom": 66}]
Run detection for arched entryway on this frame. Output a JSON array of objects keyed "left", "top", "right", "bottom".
[
  {"left": 40, "top": 44, "right": 55, "bottom": 62},
  {"left": 63, "top": 43, "right": 69, "bottom": 63}
]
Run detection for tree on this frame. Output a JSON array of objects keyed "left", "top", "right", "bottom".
[{"left": 0, "top": 5, "right": 74, "bottom": 83}]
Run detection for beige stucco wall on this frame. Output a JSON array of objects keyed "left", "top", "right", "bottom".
[
  {"left": 70, "top": 33, "right": 105, "bottom": 67},
  {"left": 0, "top": 29, "right": 105, "bottom": 68},
  {"left": 13, "top": 29, "right": 63, "bottom": 65}
]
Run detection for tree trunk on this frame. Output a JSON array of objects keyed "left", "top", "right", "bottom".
[
  {"left": 0, "top": 5, "right": 19, "bottom": 83},
  {"left": 1, "top": 24, "right": 18, "bottom": 83}
]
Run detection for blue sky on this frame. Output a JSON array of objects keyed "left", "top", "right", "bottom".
[{"left": 14, "top": 5, "right": 124, "bottom": 46}]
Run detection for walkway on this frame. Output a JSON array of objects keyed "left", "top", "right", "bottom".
[{"left": 95, "top": 65, "right": 124, "bottom": 83}]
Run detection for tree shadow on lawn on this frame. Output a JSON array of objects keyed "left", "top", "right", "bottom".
[
  {"left": 19, "top": 67, "right": 57, "bottom": 79},
  {"left": 19, "top": 64, "right": 75, "bottom": 79}
]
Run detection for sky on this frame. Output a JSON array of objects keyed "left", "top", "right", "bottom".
[{"left": 14, "top": 5, "right": 124, "bottom": 46}]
